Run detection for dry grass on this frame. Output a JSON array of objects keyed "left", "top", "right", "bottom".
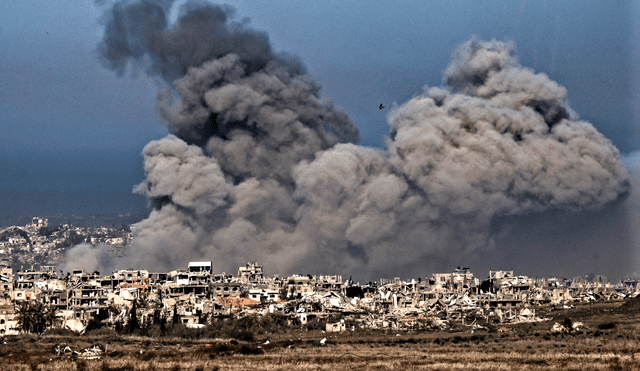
[
  {"left": 4, "top": 336, "right": 640, "bottom": 371},
  {"left": 12, "top": 346, "right": 640, "bottom": 371},
  {"left": 4, "top": 300, "right": 640, "bottom": 370}
]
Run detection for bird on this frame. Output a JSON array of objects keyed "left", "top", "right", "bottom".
[{"left": 379, "top": 104, "right": 384, "bottom": 109}]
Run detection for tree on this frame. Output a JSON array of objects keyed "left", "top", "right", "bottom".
[
  {"left": 152, "top": 307, "right": 161, "bottom": 325},
  {"left": 16, "top": 302, "right": 34, "bottom": 333},
  {"left": 16, "top": 302, "right": 47, "bottom": 334},
  {"left": 45, "top": 305, "right": 58, "bottom": 329},
  {"left": 172, "top": 304, "right": 180, "bottom": 325},
  {"left": 195, "top": 308, "right": 203, "bottom": 324},
  {"left": 158, "top": 309, "right": 166, "bottom": 335},
  {"left": 85, "top": 307, "right": 109, "bottom": 333},
  {"left": 127, "top": 300, "right": 139, "bottom": 334},
  {"left": 279, "top": 286, "right": 289, "bottom": 301},
  {"left": 32, "top": 302, "right": 46, "bottom": 333}
]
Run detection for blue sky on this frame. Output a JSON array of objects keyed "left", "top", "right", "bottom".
[{"left": 1, "top": 0, "right": 638, "bottom": 219}]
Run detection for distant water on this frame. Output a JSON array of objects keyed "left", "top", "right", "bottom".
[{"left": 0, "top": 148, "right": 150, "bottom": 227}]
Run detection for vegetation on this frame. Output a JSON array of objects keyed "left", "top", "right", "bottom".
[
  {"left": 105, "top": 311, "right": 327, "bottom": 340},
  {"left": 3, "top": 322, "right": 640, "bottom": 370},
  {"left": 15, "top": 301, "right": 56, "bottom": 334},
  {"left": 4, "top": 300, "right": 640, "bottom": 370}
]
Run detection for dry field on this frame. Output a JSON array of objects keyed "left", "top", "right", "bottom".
[{"left": 3, "top": 300, "right": 640, "bottom": 370}]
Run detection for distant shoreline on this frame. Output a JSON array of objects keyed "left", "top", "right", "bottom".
[{"left": 0, "top": 213, "right": 147, "bottom": 229}]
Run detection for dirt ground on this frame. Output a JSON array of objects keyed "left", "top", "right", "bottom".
[{"left": 3, "top": 300, "right": 640, "bottom": 370}]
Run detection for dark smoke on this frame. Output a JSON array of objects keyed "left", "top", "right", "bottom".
[
  {"left": 60, "top": 3, "right": 630, "bottom": 281},
  {"left": 98, "top": 0, "right": 299, "bottom": 82}
]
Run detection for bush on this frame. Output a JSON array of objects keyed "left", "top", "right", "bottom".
[
  {"left": 239, "top": 345, "right": 264, "bottom": 355},
  {"left": 18, "top": 334, "right": 38, "bottom": 343},
  {"left": 233, "top": 329, "right": 255, "bottom": 342},
  {"left": 598, "top": 322, "right": 616, "bottom": 330},
  {"left": 45, "top": 327, "right": 79, "bottom": 336},
  {"left": 75, "top": 359, "right": 87, "bottom": 371},
  {"left": 195, "top": 342, "right": 242, "bottom": 356},
  {"left": 85, "top": 327, "right": 118, "bottom": 338}
]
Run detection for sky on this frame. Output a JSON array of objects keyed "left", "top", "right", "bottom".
[{"left": 1, "top": 0, "right": 639, "bottom": 280}]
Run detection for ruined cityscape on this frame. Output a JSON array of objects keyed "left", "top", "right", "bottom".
[{"left": 0, "top": 217, "right": 637, "bottom": 336}]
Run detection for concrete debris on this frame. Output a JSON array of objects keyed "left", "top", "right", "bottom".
[
  {"left": 550, "top": 323, "right": 567, "bottom": 333},
  {"left": 78, "top": 345, "right": 103, "bottom": 360},
  {"left": 326, "top": 322, "right": 345, "bottom": 332},
  {"left": 54, "top": 344, "right": 77, "bottom": 356},
  {"left": 63, "top": 319, "right": 86, "bottom": 334},
  {"left": 186, "top": 324, "right": 205, "bottom": 329},
  {"left": 572, "top": 321, "right": 586, "bottom": 331},
  {"left": 54, "top": 344, "right": 102, "bottom": 359},
  {"left": 0, "top": 262, "right": 635, "bottom": 336}
]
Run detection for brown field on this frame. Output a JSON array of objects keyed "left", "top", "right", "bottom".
[{"left": 3, "top": 300, "right": 640, "bottom": 370}]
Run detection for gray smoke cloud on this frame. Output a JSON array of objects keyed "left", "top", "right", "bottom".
[
  {"left": 60, "top": 2, "right": 630, "bottom": 280},
  {"left": 57, "top": 243, "right": 118, "bottom": 275}
]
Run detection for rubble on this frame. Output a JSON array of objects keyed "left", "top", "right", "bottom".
[
  {"left": 63, "top": 319, "right": 85, "bottom": 334},
  {"left": 572, "top": 321, "right": 586, "bottom": 332},
  {"left": 78, "top": 345, "right": 103, "bottom": 360},
  {"left": 54, "top": 344, "right": 103, "bottom": 360},
  {"left": 550, "top": 322, "right": 567, "bottom": 333},
  {"left": 0, "top": 249, "right": 637, "bottom": 336},
  {"left": 54, "top": 344, "right": 77, "bottom": 356}
]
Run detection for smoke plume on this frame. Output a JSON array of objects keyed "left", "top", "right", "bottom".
[
  {"left": 57, "top": 243, "right": 118, "bottom": 275},
  {"left": 60, "top": 1, "right": 630, "bottom": 280}
]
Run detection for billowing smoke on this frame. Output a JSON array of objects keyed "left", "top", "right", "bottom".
[
  {"left": 57, "top": 243, "right": 118, "bottom": 275},
  {"left": 60, "top": 1, "right": 629, "bottom": 280}
]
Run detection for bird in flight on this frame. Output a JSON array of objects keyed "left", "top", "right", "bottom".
[{"left": 379, "top": 104, "right": 385, "bottom": 109}]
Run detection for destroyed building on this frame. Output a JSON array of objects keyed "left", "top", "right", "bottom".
[{"left": 0, "top": 254, "right": 633, "bottom": 335}]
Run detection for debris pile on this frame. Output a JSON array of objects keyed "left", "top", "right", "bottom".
[{"left": 0, "top": 262, "right": 635, "bottom": 336}]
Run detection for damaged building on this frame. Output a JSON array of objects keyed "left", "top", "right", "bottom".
[{"left": 0, "top": 259, "right": 633, "bottom": 334}]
